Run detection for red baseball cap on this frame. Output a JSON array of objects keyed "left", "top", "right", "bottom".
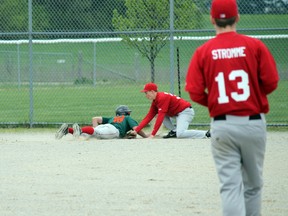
[
  {"left": 140, "top": 82, "right": 158, "bottom": 92},
  {"left": 211, "top": 0, "right": 238, "bottom": 19}
]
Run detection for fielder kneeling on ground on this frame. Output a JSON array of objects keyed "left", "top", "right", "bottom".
[
  {"left": 55, "top": 105, "right": 147, "bottom": 140},
  {"left": 132, "top": 82, "right": 210, "bottom": 139}
]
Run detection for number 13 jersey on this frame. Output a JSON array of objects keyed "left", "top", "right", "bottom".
[{"left": 185, "top": 31, "right": 279, "bottom": 117}]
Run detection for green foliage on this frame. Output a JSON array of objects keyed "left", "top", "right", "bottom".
[
  {"left": 0, "top": 1, "right": 28, "bottom": 32},
  {"left": 0, "top": 1, "right": 48, "bottom": 37},
  {"left": 113, "top": 0, "right": 203, "bottom": 31},
  {"left": 74, "top": 77, "right": 93, "bottom": 85},
  {"left": 174, "top": 0, "right": 203, "bottom": 29},
  {"left": 89, "top": 0, "right": 126, "bottom": 31},
  {"left": 112, "top": 0, "right": 204, "bottom": 82},
  {"left": 200, "top": 14, "right": 288, "bottom": 29},
  {"left": 1, "top": 0, "right": 126, "bottom": 33},
  {"left": 38, "top": 0, "right": 94, "bottom": 31}
]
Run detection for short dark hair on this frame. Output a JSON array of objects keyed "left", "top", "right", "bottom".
[{"left": 215, "top": 17, "right": 237, "bottom": 27}]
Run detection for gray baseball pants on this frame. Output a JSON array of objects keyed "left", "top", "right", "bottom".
[
  {"left": 163, "top": 107, "right": 207, "bottom": 138},
  {"left": 210, "top": 114, "right": 266, "bottom": 216}
]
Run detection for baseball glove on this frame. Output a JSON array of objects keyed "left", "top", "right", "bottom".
[{"left": 126, "top": 130, "right": 137, "bottom": 139}]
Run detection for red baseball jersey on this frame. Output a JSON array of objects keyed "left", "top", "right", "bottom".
[
  {"left": 135, "top": 92, "right": 191, "bottom": 136},
  {"left": 185, "top": 32, "right": 279, "bottom": 117}
]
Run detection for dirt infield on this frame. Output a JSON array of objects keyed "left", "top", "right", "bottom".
[{"left": 0, "top": 130, "right": 287, "bottom": 216}]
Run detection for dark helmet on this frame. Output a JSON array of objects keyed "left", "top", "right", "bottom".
[{"left": 115, "top": 105, "right": 132, "bottom": 116}]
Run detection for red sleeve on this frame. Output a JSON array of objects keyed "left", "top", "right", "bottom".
[
  {"left": 149, "top": 93, "right": 170, "bottom": 135},
  {"left": 185, "top": 49, "right": 208, "bottom": 107},
  {"left": 134, "top": 104, "right": 157, "bottom": 133},
  {"left": 151, "top": 112, "right": 165, "bottom": 136}
]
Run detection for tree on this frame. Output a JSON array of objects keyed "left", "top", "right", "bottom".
[
  {"left": 0, "top": 0, "right": 49, "bottom": 39},
  {"left": 0, "top": 1, "right": 28, "bottom": 33},
  {"left": 90, "top": 0, "right": 126, "bottom": 31},
  {"left": 112, "top": 0, "right": 203, "bottom": 82},
  {"left": 35, "top": 0, "right": 126, "bottom": 34},
  {"left": 35, "top": 0, "right": 94, "bottom": 32},
  {"left": 238, "top": 0, "right": 266, "bottom": 14}
]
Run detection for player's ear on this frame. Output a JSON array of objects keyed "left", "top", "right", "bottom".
[
  {"left": 210, "top": 16, "right": 216, "bottom": 25},
  {"left": 235, "top": 14, "right": 240, "bottom": 23}
]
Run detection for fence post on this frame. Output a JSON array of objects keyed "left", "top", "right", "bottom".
[
  {"left": 17, "top": 44, "right": 21, "bottom": 89},
  {"left": 169, "top": 0, "right": 175, "bottom": 94},
  {"left": 93, "top": 42, "right": 97, "bottom": 87},
  {"left": 28, "top": 0, "right": 34, "bottom": 128},
  {"left": 78, "top": 51, "right": 83, "bottom": 80}
]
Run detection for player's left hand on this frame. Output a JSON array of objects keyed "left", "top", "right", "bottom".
[{"left": 126, "top": 130, "right": 137, "bottom": 139}]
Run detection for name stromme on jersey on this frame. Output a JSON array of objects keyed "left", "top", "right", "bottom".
[{"left": 212, "top": 46, "right": 246, "bottom": 60}]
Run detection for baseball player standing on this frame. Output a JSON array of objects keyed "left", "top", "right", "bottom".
[{"left": 185, "top": 0, "right": 279, "bottom": 215}]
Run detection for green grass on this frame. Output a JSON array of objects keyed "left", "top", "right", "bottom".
[
  {"left": 0, "top": 14, "right": 287, "bottom": 128},
  {"left": 0, "top": 14, "right": 287, "bottom": 84},
  {"left": 0, "top": 81, "right": 287, "bottom": 127}
]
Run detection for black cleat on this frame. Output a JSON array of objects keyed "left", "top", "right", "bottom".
[
  {"left": 163, "top": 130, "right": 177, "bottom": 138},
  {"left": 206, "top": 129, "right": 211, "bottom": 138}
]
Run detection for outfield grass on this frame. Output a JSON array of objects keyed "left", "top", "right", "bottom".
[
  {"left": 2, "top": 32, "right": 285, "bottom": 85},
  {"left": 0, "top": 80, "right": 287, "bottom": 127},
  {"left": 0, "top": 14, "right": 287, "bottom": 85},
  {"left": 0, "top": 14, "right": 287, "bottom": 127}
]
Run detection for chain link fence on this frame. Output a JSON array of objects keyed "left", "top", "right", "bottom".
[{"left": 0, "top": 0, "right": 287, "bottom": 127}]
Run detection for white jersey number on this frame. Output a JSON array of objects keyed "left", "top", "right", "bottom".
[{"left": 215, "top": 70, "right": 250, "bottom": 104}]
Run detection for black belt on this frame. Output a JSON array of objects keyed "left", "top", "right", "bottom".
[{"left": 214, "top": 114, "right": 261, "bottom": 121}]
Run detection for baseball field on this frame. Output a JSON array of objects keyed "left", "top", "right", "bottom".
[{"left": 0, "top": 129, "right": 287, "bottom": 216}]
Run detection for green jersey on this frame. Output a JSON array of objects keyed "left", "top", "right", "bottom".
[{"left": 102, "top": 115, "right": 138, "bottom": 138}]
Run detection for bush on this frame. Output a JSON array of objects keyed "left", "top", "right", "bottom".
[{"left": 74, "top": 77, "right": 93, "bottom": 85}]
